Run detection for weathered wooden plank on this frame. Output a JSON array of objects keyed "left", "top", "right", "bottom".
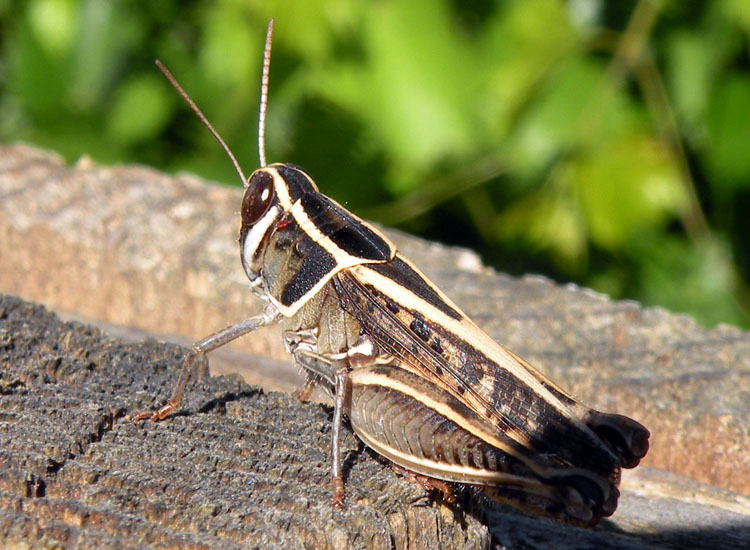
[{"left": 0, "top": 294, "right": 489, "bottom": 549}]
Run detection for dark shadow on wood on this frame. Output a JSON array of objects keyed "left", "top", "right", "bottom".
[{"left": 197, "top": 389, "right": 264, "bottom": 416}]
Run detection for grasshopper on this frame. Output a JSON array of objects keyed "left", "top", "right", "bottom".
[{"left": 134, "top": 20, "right": 649, "bottom": 525}]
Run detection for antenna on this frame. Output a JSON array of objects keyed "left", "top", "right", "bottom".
[
  {"left": 156, "top": 60, "right": 248, "bottom": 186},
  {"left": 258, "top": 19, "right": 274, "bottom": 168}
]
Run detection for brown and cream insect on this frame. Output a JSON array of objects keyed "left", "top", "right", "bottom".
[{"left": 134, "top": 20, "right": 650, "bottom": 525}]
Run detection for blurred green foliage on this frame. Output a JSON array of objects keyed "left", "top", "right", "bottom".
[{"left": 2, "top": 0, "right": 750, "bottom": 328}]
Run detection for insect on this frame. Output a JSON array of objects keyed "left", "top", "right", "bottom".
[{"left": 134, "top": 20, "right": 649, "bottom": 525}]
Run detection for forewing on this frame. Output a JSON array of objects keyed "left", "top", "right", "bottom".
[{"left": 335, "top": 255, "right": 621, "bottom": 478}]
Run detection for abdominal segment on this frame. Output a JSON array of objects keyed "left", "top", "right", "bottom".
[{"left": 347, "top": 366, "right": 622, "bottom": 525}]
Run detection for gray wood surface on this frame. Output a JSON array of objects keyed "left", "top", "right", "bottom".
[{"left": 1, "top": 144, "right": 749, "bottom": 548}]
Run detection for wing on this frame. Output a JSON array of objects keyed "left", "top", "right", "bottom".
[{"left": 334, "top": 253, "right": 621, "bottom": 478}]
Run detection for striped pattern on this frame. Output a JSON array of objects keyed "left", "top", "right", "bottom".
[
  {"left": 334, "top": 256, "right": 648, "bottom": 523},
  {"left": 237, "top": 161, "right": 648, "bottom": 524},
  {"left": 348, "top": 366, "right": 618, "bottom": 524},
  {"left": 336, "top": 259, "right": 604, "bottom": 458}
]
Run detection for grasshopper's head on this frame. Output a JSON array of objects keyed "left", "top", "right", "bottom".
[{"left": 239, "top": 163, "right": 319, "bottom": 285}]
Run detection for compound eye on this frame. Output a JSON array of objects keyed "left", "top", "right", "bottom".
[{"left": 241, "top": 171, "right": 275, "bottom": 226}]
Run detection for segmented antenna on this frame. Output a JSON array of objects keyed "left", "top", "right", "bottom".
[
  {"left": 258, "top": 19, "right": 274, "bottom": 168},
  {"left": 155, "top": 60, "right": 247, "bottom": 186}
]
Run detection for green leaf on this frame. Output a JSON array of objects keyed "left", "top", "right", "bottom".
[
  {"left": 664, "top": 30, "right": 713, "bottom": 127},
  {"left": 68, "top": 0, "right": 141, "bottom": 111},
  {"left": 27, "top": 0, "right": 77, "bottom": 56},
  {"left": 507, "top": 50, "right": 647, "bottom": 179},
  {"left": 572, "top": 133, "right": 687, "bottom": 249},
  {"left": 722, "top": 0, "right": 750, "bottom": 36},
  {"left": 198, "top": 4, "right": 257, "bottom": 91},
  {"left": 482, "top": 0, "right": 580, "bottom": 139},
  {"left": 705, "top": 74, "right": 750, "bottom": 190},
  {"left": 495, "top": 181, "right": 587, "bottom": 270},
  {"left": 507, "top": 57, "right": 601, "bottom": 177},
  {"left": 313, "top": 0, "right": 482, "bottom": 192},
  {"left": 264, "top": 0, "right": 354, "bottom": 63},
  {"left": 630, "top": 233, "right": 749, "bottom": 328},
  {"left": 106, "top": 75, "right": 174, "bottom": 145}
]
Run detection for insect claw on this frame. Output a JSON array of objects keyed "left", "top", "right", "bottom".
[
  {"left": 332, "top": 477, "right": 346, "bottom": 509},
  {"left": 129, "top": 411, "right": 152, "bottom": 423},
  {"left": 294, "top": 377, "right": 316, "bottom": 402},
  {"left": 129, "top": 403, "right": 176, "bottom": 423},
  {"left": 392, "top": 464, "right": 456, "bottom": 503}
]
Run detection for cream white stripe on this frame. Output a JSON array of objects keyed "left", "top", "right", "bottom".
[
  {"left": 394, "top": 253, "right": 466, "bottom": 316},
  {"left": 242, "top": 205, "right": 279, "bottom": 267},
  {"left": 354, "top": 425, "right": 544, "bottom": 484},
  {"left": 290, "top": 198, "right": 395, "bottom": 268},
  {"left": 268, "top": 160, "right": 394, "bottom": 267},
  {"left": 259, "top": 165, "right": 396, "bottom": 317},
  {"left": 267, "top": 269, "right": 335, "bottom": 317},
  {"left": 294, "top": 165, "right": 319, "bottom": 191},
  {"left": 267, "top": 167, "right": 292, "bottom": 210},
  {"left": 324, "top": 195, "right": 394, "bottom": 254}
]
